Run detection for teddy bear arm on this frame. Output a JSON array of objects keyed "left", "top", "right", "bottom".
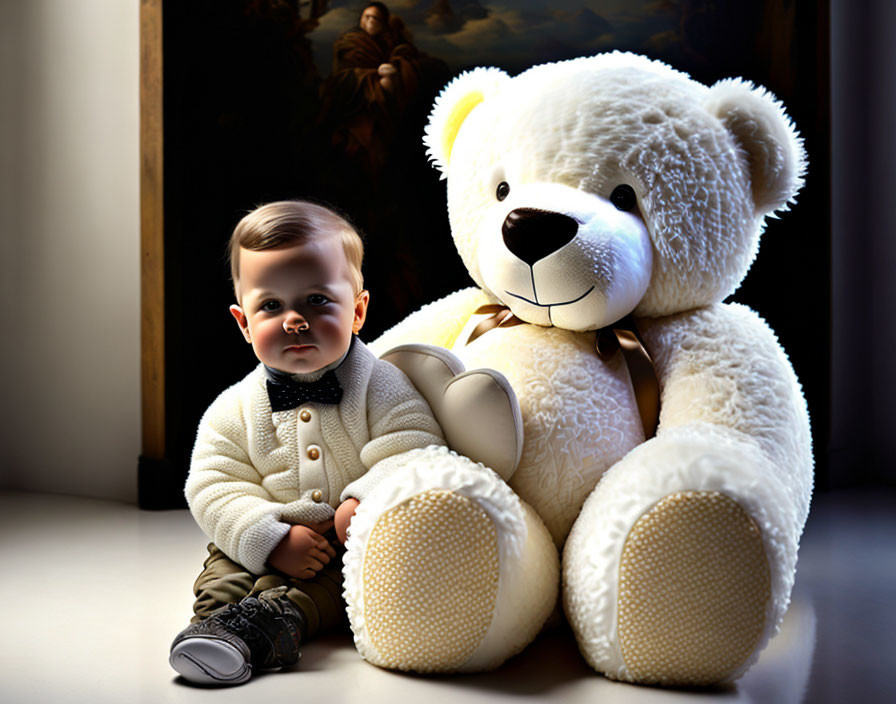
[
  {"left": 639, "top": 302, "right": 812, "bottom": 491},
  {"left": 367, "top": 287, "right": 491, "bottom": 357},
  {"left": 379, "top": 344, "right": 524, "bottom": 481}
]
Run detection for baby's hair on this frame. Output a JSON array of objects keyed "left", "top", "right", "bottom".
[{"left": 229, "top": 200, "right": 364, "bottom": 299}]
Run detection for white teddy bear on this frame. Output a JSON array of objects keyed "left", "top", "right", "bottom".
[{"left": 341, "top": 51, "right": 812, "bottom": 687}]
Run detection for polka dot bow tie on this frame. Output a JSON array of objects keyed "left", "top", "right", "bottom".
[{"left": 265, "top": 369, "right": 344, "bottom": 412}]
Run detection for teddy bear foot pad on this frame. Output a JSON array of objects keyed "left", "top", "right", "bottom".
[
  {"left": 361, "top": 489, "right": 500, "bottom": 672},
  {"left": 617, "top": 490, "right": 771, "bottom": 686}
]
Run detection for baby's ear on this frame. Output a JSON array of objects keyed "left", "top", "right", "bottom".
[
  {"left": 353, "top": 290, "right": 370, "bottom": 334},
  {"left": 424, "top": 67, "right": 510, "bottom": 177},
  {"left": 704, "top": 78, "right": 807, "bottom": 215},
  {"left": 229, "top": 304, "right": 252, "bottom": 343}
]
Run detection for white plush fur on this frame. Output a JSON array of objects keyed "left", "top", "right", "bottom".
[
  {"left": 450, "top": 313, "right": 645, "bottom": 544},
  {"left": 704, "top": 78, "right": 806, "bottom": 214},
  {"left": 424, "top": 66, "right": 511, "bottom": 176},
  {"left": 356, "top": 52, "right": 811, "bottom": 684}
]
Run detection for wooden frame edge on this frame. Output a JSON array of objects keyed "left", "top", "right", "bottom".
[{"left": 140, "top": 0, "right": 165, "bottom": 461}]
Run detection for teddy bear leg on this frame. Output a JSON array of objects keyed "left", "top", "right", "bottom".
[
  {"left": 343, "top": 447, "right": 558, "bottom": 673},
  {"left": 563, "top": 428, "right": 810, "bottom": 687}
]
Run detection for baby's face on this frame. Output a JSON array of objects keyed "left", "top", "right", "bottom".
[{"left": 230, "top": 236, "right": 368, "bottom": 375}]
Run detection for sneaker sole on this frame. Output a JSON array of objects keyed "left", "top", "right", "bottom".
[
  {"left": 169, "top": 637, "right": 252, "bottom": 685},
  {"left": 617, "top": 490, "right": 771, "bottom": 685}
]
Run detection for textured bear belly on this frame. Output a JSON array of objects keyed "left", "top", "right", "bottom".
[{"left": 452, "top": 323, "right": 644, "bottom": 546}]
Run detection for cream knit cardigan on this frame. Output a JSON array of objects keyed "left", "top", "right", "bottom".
[{"left": 186, "top": 339, "right": 445, "bottom": 574}]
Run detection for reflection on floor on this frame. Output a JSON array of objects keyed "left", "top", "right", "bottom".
[{"left": 0, "top": 487, "right": 892, "bottom": 704}]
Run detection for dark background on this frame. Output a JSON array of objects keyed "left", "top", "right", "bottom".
[{"left": 147, "top": 0, "right": 837, "bottom": 507}]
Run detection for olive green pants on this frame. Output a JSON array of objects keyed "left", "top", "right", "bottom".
[{"left": 190, "top": 535, "right": 347, "bottom": 639}]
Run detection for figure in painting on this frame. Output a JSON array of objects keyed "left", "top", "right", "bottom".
[{"left": 319, "top": 2, "right": 446, "bottom": 177}]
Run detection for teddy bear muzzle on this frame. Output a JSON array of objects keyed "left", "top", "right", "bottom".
[{"left": 472, "top": 180, "right": 654, "bottom": 332}]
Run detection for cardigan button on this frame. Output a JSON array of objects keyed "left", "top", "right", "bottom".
[
  {"left": 300, "top": 410, "right": 312, "bottom": 422},
  {"left": 311, "top": 489, "right": 323, "bottom": 502},
  {"left": 307, "top": 446, "right": 320, "bottom": 461}
]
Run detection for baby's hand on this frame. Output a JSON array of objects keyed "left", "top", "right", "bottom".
[
  {"left": 335, "top": 498, "right": 360, "bottom": 544},
  {"left": 268, "top": 523, "right": 337, "bottom": 580}
]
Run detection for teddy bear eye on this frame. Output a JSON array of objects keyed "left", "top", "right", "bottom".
[
  {"left": 496, "top": 181, "right": 510, "bottom": 201},
  {"left": 610, "top": 184, "right": 637, "bottom": 212}
]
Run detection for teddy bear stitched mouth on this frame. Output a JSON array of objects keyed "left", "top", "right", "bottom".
[{"left": 504, "top": 285, "right": 595, "bottom": 308}]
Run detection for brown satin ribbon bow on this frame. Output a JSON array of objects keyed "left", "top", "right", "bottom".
[{"left": 467, "top": 305, "right": 660, "bottom": 439}]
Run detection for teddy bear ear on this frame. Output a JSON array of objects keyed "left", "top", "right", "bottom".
[
  {"left": 704, "top": 78, "right": 807, "bottom": 215},
  {"left": 424, "top": 67, "right": 511, "bottom": 177}
]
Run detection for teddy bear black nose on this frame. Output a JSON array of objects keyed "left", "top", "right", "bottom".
[{"left": 502, "top": 208, "right": 579, "bottom": 266}]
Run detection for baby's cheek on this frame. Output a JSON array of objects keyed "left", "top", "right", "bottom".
[
  {"left": 318, "top": 313, "right": 351, "bottom": 336},
  {"left": 254, "top": 320, "right": 284, "bottom": 352}
]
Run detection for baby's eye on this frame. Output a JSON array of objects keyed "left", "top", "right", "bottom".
[
  {"left": 308, "top": 294, "right": 330, "bottom": 306},
  {"left": 260, "top": 300, "right": 281, "bottom": 312}
]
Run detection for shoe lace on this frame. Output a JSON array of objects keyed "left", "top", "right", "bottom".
[
  {"left": 216, "top": 600, "right": 279, "bottom": 664},
  {"left": 219, "top": 602, "right": 261, "bottom": 637}
]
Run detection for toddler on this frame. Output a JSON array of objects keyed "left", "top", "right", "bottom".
[{"left": 168, "top": 200, "right": 444, "bottom": 685}]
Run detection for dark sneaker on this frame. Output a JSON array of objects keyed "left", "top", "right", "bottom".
[{"left": 169, "top": 587, "right": 307, "bottom": 686}]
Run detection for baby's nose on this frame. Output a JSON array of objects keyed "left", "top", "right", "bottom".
[{"left": 283, "top": 313, "right": 308, "bottom": 333}]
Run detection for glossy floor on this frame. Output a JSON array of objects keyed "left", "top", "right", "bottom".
[{"left": 0, "top": 488, "right": 892, "bottom": 703}]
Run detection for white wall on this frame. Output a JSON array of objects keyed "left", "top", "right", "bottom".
[{"left": 0, "top": 0, "right": 140, "bottom": 502}]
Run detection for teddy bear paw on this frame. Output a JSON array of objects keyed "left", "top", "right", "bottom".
[
  {"left": 343, "top": 450, "right": 558, "bottom": 673},
  {"left": 357, "top": 488, "right": 501, "bottom": 672},
  {"left": 380, "top": 344, "right": 523, "bottom": 481},
  {"left": 616, "top": 490, "right": 771, "bottom": 686}
]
